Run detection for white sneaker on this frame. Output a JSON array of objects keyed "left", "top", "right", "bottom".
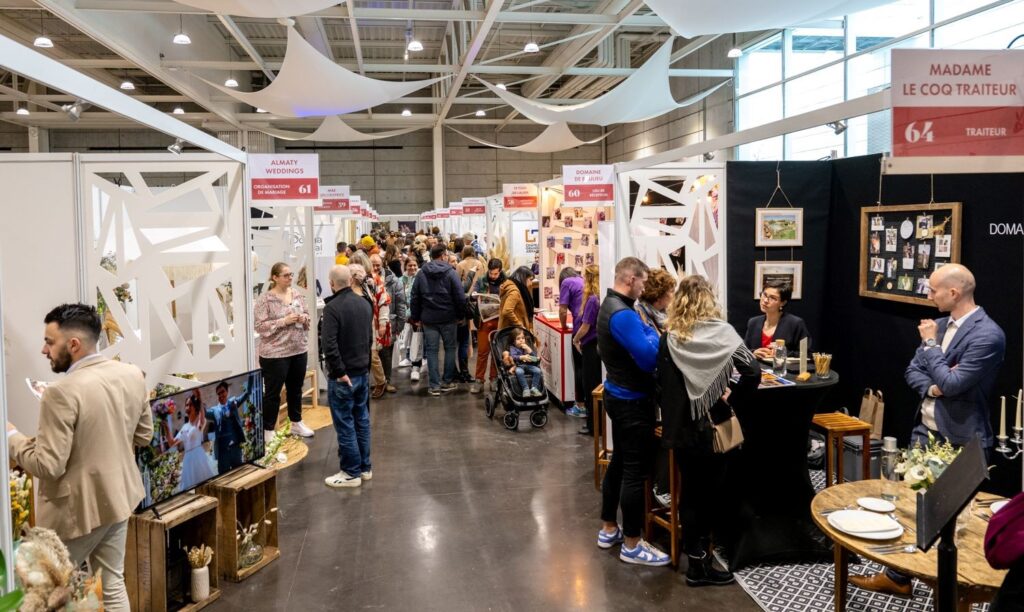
[
  {"left": 360, "top": 471, "right": 373, "bottom": 481},
  {"left": 410, "top": 369, "right": 420, "bottom": 382},
  {"left": 398, "top": 359, "right": 412, "bottom": 367},
  {"left": 290, "top": 421, "right": 314, "bottom": 438},
  {"left": 324, "top": 471, "right": 361, "bottom": 488}
]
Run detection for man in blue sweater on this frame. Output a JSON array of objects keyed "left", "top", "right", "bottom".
[
  {"left": 595, "top": 257, "right": 669, "bottom": 566},
  {"left": 410, "top": 244, "right": 467, "bottom": 396}
]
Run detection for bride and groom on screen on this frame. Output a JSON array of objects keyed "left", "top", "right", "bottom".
[{"left": 169, "top": 382, "right": 250, "bottom": 491}]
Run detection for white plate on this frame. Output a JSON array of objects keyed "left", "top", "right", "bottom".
[
  {"left": 827, "top": 510, "right": 904, "bottom": 540},
  {"left": 857, "top": 497, "right": 896, "bottom": 513},
  {"left": 991, "top": 500, "right": 1009, "bottom": 514}
]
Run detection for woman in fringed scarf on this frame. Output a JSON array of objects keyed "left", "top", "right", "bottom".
[{"left": 657, "top": 275, "right": 760, "bottom": 587}]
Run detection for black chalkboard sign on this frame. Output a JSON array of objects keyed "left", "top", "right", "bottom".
[{"left": 859, "top": 202, "right": 962, "bottom": 306}]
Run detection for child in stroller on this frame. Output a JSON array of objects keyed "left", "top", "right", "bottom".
[{"left": 502, "top": 329, "right": 544, "bottom": 398}]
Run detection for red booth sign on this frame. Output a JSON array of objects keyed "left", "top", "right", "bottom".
[{"left": 248, "top": 154, "right": 320, "bottom": 206}]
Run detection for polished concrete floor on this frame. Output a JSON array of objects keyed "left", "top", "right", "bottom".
[{"left": 210, "top": 371, "right": 762, "bottom": 611}]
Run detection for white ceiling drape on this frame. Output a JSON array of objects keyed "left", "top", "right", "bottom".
[
  {"left": 644, "top": 0, "right": 894, "bottom": 37},
  {"left": 447, "top": 122, "right": 609, "bottom": 153},
  {"left": 255, "top": 115, "right": 423, "bottom": 142},
  {"left": 476, "top": 39, "right": 730, "bottom": 126},
  {"left": 174, "top": 0, "right": 339, "bottom": 18},
  {"left": 203, "top": 27, "right": 448, "bottom": 117}
]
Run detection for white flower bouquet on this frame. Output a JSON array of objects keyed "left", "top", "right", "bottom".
[{"left": 894, "top": 433, "right": 961, "bottom": 490}]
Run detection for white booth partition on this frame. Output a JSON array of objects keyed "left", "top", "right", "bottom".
[
  {"left": 486, "top": 191, "right": 539, "bottom": 271},
  {"left": 612, "top": 163, "right": 728, "bottom": 311}
]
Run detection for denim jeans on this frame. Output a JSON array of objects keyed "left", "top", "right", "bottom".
[
  {"left": 514, "top": 364, "right": 543, "bottom": 392},
  {"left": 328, "top": 374, "right": 371, "bottom": 477},
  {"left": 423, "top": 323, "right": 457, "bottom": 389},
  {"left": 600, "top": 394, "right": 657, "bottom": 538},
  {"left": 457, "top": 323, "right": 470, "bottom": 376}
]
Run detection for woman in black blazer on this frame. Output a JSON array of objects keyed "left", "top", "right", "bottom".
[{"left": 742, "top": 280, "right": 810, "bottom": 360}]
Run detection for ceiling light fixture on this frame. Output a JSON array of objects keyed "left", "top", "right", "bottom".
[
  {"left": 523, "top": 41, "right": 540, "bottom": 53},
  {"left": 224, "top": 76, "right": 238, "bottom": 88},
  {"left": 727, "top": 47, "right": 743, "bottom": 59},
  {"left": 406, "top": 27, "right": 423, "bottom": 52},
  {"left": 401, "top": 109, "right": 412, "bottom": 117},
  {"left": 172, "top": 106, "right": 185, "bottom": 114},
  {"left": 119, "top": 80, "right": 135, "bottom": 90},
  {"left": 167, "top": 138, "right": 184, "bottom": 155},
  {"left": 16, "top": 105, "right": 30, "bottom": 116},
  {"left": 61, "top": 99, "right": 87, "bottom": 121},
  {"left": 34, "top": 10, "right": 53, "bottom": 48},
  {"left": 173, "top": 15, "right": 191, "bottom": 45},
  {"left": 475, "top": 109, "right": 486, "bottom": 117},
  {"left": 496, "top": 83, "right": 507, "bottom": 91},
  {"left": 256, "top": 107, "right": 268, "bottom": 113},
  {"left": 703, "top": 151, "right": 716, "bottom": 162},
  {"left": 827, "top": 120, "right": 847, "bottom": 135}
]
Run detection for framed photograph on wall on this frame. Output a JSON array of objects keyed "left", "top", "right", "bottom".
[
  {"left": 755, "top": 208, "right": 804, "bottom": 247},
  {"left": 754, "top": 261, "right": 803, "bottom": 299},
  {"left": 859, "top": 202, "right": 962, "bottom": 306}
]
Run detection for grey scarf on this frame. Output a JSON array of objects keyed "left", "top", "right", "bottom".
[{"left": 667, "top": 319, "right": 754, "bottom": 420}]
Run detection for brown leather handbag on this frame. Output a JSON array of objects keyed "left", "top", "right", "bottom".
[{"left": 710, "top": 408, "right": 744, "bottom": 453}]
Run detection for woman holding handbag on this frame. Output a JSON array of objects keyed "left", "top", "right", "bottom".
[{"left": 657, "top": 274, "right": 760, "bottom": 587}]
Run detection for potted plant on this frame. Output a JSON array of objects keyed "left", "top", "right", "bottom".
[{"left": 184, "top": 544, "right": 214, "bottom": 602}]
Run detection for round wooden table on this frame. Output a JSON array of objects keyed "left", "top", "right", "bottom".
[{"left": 810, "top": 480, "right": 1007, "bottom": 612}]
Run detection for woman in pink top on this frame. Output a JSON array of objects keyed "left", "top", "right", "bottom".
[{"left": 254, "top": 262, "right": 313, "bottom": 442}]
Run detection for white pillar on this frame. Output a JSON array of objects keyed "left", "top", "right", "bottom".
[
  {"left": 27, "top": 127, "right": 50, "bottom": 153},
  {"left": 433, "top": 124, "right": 444, "bottom": 210}
]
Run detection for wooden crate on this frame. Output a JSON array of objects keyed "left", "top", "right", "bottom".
[
  {"left": 126, "top": 494, "right": 221, "bottom": 612},
  {"left": 198, "top": 465, "right": 280, "bottom": 582}
]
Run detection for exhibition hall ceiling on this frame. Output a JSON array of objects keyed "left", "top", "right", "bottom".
[{"left": 0, "top": 0, "right": 743, "bottom": 133}]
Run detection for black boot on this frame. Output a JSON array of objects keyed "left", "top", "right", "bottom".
[{"left": 685, "top": 550, "right": 734, "bottom": 587}]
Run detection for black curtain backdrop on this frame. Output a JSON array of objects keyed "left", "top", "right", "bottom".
[{"left": 726, "top": 155, "right": 1023, "bottom": 493}]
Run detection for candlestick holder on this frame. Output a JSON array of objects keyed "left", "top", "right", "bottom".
[{"left": 996, "top": 426, "right": 1023, "bottom": 460}]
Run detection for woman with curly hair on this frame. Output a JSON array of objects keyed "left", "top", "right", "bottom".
[
  {"left": 635, "top": 267, "right": 676, "bottom": 334},
  {"left": 657, "top": 275, "right": 760, "bottom": 587}
]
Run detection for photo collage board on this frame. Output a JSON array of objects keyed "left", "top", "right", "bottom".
[
  {"left": 858, "top": 202, "right": 962, "bottom": 306},
  {"left": 538, "top": 190, "right": 609, "bottom": 313}
]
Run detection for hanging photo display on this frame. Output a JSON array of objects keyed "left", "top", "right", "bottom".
[
  {"left": 858, "top": 203, "right": 962, "bottom": 306},
  {"left": 538, "top": 186, "right": 608, "bottom": 312}
]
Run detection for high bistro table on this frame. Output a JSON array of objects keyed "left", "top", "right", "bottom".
[
  {"left": 811, "top": 480, "right": 1006, "bottom": 612},
  {"left": 725, "top": 369, "right": 840, "bottom": 570}
]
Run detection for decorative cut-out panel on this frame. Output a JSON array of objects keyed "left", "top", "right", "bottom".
[
  {"left": 615, "top": 165, "right": 727, "bottom": 310},
  {"left": 81, "top": 158, "right": 249, "bottom": 389}
]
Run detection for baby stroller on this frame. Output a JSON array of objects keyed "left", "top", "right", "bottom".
[{"left": 484, "top": 325, "right": 549, "bottom": 430}]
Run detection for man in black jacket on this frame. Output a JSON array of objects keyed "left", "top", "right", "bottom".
[
  {"left": 410, "top": 244, "right": 466, "bottom": 396},
  {"left": 320, "top": 265, "right": 374, "bottom": 488}
]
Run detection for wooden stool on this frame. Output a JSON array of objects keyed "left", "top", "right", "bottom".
[
  {"left": 280, "top": 369, "right": 319, "bottom": 412},
  {"left": 592, "top": 385, "right": 611, "bottom": 491},
  {"left": 812, "top": 412, "right": 871, "bottom": 487},
  {"left": 644, "top": 426, "right": 681, "bottom": 566}
]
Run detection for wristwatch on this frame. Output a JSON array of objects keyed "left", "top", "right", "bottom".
[{"left": 923, "top": 338, "right": 938, "bottom": 350}]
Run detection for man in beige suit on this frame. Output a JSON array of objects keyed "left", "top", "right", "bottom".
[{"left": 7, "top": 303, "right": 152, "bottom": 612}]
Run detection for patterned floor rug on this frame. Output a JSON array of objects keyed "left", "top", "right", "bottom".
[{"left": 732, "top": 470, "right": 989, "bottom": 612}]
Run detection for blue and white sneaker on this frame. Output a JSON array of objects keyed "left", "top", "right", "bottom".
[
  {"left": 619, "top": 539, "right": 671, "bottom": 566},
  {"left": 597, "top": 526, "right": 624, "bottom": 549}
]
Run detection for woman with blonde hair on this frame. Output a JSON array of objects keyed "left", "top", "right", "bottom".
[
  {"left": 254, "top": 262, "right": 314, "bottom": 441},
  {"left": 572, "top": 264, "right": 601, "bottom": 435},
  {"left": 657, "top": 275, "right": 759, "bottom": 587}
]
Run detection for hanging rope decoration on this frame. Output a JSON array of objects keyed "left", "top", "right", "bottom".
[{"left": 760, "top": 161, "right": 798, "bottom": 262}]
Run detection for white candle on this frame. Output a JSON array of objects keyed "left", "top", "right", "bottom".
[
  {"left": 1017, "top": 389, "right": 1022, "bottom": 430},
  {"left": 999, "top": 395, "right": 1006, "bottom": 438}
]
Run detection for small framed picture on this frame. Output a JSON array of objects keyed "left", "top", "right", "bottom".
[
  {"left": 585, "top": 253, "right": 594, "bottom": 265},
  {"left": 916, "top": 214, "right": 933, "bottom": 239},
  {"left": 574, "top": 254, "right": 584, "bottom": 267},
  {"left": 556, "top": 252, "right": 565, "bottom": 265},
  {"left": 915, "top": 277, "right": 930, "bottom": 294},
  {"left": 574, "top": 208, "right": 584, "bottom": 218},
  {"left": 886, "top": 258, "right": 897, "bottom": 277},
  {"left": 554, "top": 208, "right": 562, "bottom": 220},
  {"left": 871, "top": 215, "right": 885, "bottom": 231},
  {"left": 885, "top": 228, "right": 897, "bottom": 252},
  {"left": 541, "top": 216, "right": 551, "bottom": 228},
  {"left": 753, "top": 261, "right": 803, "bottom": 299},
  {"left": 870, "top": 257, "right": 884, "bottom": 273},
  {"left": 597, "top": 210, "right": 607, "bottom": 221},
  {"left": 902, "top": 257, "right": 915, "bottom": 270},
  {"left": 544, "top": 287, "right": 553, "bottom": 299},
  {"left": 563, "top": 236, "right": 573, "bottom": 249},
  {"left": 869, "top": 232, "right": 881, "bottom": 254},
  {"left": 935, "top": 234, "right": 951, "bottom": 258},
  {"left": 581, "top": 235, "right": 590, "bottom": 247},
  {"left": 564, "top": 217, "right": 573, "bottom": 228},
  {"left": 897, "top": 275, "right": 913, "bottom": 291},
  {"left": 545, "top": 267, "right": 555, "bottom": 280},
  {"left": 917, "top": 243, "right": 931, "bottom": 269},
  {"left": 902, "top": 242, "right": 914, "bottom": 258},
  {"left": 584, "top": 218, "right": 593, "bottom": 229},
  {"left": 755, "top": 208, "right": 804, "bottom": 247},
  {"left": 546, "top": 236, "right": 556, "bottom": 249}
]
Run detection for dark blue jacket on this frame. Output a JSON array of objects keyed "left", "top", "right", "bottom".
[
  {"left": 905, "top": 307, "right": 1005, "bottom": 448},
  {"left": 410, "top": 259, "right": 466, "bottom": 325}
]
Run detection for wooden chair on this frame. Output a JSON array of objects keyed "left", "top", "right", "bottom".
[
  {"left": 592, "top": 385, "right": 611, "bottom": 491},
  {"left": 644, "top": 426, "right": 681, "bottom": 567},
  {"left": 811, "top": 412, "right": 871, "bottom": 487}
]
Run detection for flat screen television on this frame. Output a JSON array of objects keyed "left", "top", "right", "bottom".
[{"left": 136, "top": 370, "right": 264, "bottom": 510}]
